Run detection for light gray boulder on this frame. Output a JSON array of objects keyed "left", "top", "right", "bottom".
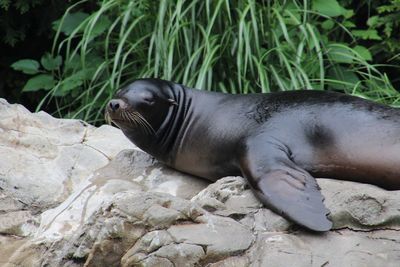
[{"left": 1, "top": 98, "right": 400, "bottom": 267}]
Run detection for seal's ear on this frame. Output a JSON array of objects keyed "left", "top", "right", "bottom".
[{"left": 168, "top": 99, "right": 178, "bottom": 106}]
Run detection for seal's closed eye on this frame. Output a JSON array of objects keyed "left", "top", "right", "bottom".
[{"left": 142, "top": 97, "right": 155, "bottom": 105}]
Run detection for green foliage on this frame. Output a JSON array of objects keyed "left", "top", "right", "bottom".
[
  {"left": 41, "top": 53, "right": 63, "bottom": 71},
  {"left": 22, "top": 74, "right": 55, "bottom": 92},
  {"left": 52, "top": 11, "right": 89, "bottom": 35},
  {"left": 11, "top": 59, "right": 40, "bottom": 74},
  {"left": 10, "top": 53, "right": 62, "bottom": 91},
  {"left": 351, "top": 30, "right": 382, "bottom": 40},
  {"left": 0, "top": 0, "right": 46, "bottom": 46},
  {"left": 312, "top": 0, "right": 344, "bottom": 17},
  {"left": 365, "top": 0, "right": 400, "bottom": 53},
  {"left": 353, "top": 46, "right": 372, "bottom": 61},
  {"left": 11, "top": 0, "right": 400, "bottom": 124},
  {"left": 0, "top": 0, "right": 76, "bottom": 114},
  {"left": 336, "top": 0, "right": 400, "bottom": 103}
]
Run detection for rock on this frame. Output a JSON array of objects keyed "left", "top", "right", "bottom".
[
  {"left": 0, "top": 98, "right": 132, "bottom": 211},
  {"left": 208, "top": 255, "right": 250, "bottom": 267},
  {"left": 248, "top": 230, "right": 400, "bottom": 267},
  {"left": 143, "top": 204, "right": 186, "bottom": 228},
  {"left": 168, "top": 214, "right": 254, "bottom": 259},
  {"left": 320, "top": 179, "right": 400, "bottom": 230},
  {"left": 152, "top": 243, "right": 205, "bottom": 266},
  {"left": 193, "top": 176, "right": 291, "bottom": 232},
  {"left": 1, "top": 98, "right": 400, "bottom": 266},
  {"left": 123, "top": 230, "right": 174, "bottom": 256}
]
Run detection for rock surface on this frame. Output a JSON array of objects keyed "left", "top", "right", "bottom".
[{"left": 1, "top": 98, "right": 400, "bottom": 267}]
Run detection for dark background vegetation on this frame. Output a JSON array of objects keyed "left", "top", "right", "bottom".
[{"left": 1, "top": 0, "right": 400, "bottom": 125}]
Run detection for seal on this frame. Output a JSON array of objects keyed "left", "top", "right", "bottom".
[{"left": 105, "top": 78, "right": 400, "bottom": 231}]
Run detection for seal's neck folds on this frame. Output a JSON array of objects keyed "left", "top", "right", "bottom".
[{"left": 149, "top": 83, "right": 192, "bottom": 163}]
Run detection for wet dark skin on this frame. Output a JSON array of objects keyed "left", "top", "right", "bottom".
[{"left": 106, "top": 78, "right": 400, "bottom": 231}]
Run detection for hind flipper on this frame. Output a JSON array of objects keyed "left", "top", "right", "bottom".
[{"left": 240, "top": 138, "right": 332, "bottom": 231}]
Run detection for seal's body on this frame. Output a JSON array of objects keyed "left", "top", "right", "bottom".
[{"left": 106, "top": 78, "right": 400, "bottom": 231}]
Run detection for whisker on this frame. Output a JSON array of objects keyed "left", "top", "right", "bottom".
[
  {"left": 125, "top": 111, "right": 135, "bottom": 124},
  {"left": 121, "top": 111, "right": 127, "bottom": 122},
  {"left": 114, "top": 109, "right": 155, "bottom": 136},
  {"left": 129, "top": 111, "right": 155, "bottom": 135},
  {"left": 104, "top": 110, "right": 111, "bottom": 125},
  {"left": 126, "top": 111, "right": 148, "bottom": 134},
  {"left": 135, "top": 112, "right": 156, "bottom": 135},
  {"left": 132, "top": 114, "right": 151, "bottom": 135}
]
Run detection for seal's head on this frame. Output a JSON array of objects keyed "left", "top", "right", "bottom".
[{"left": 106, "top": 79, "right": 178, "bottom": 149}]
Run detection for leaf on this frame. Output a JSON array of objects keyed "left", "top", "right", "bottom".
[
  {"left": 283, "top": 3, "right": 301, "bottom": 25},
  {"left": 328, "top": 65, "right": 360, "bottom": 90},
  {"left": 53, "top": 12, "right": 89, "bottom": 35},
  {"left": 22, "top": 74, "right": 56, "bottom": 92},
  {"left": 320, "top": 35, "right": 329, "bottom": 46},
  {"left": 85, "top": 52, "right": 104, "bottom": 67},
  {"left": 15, "top": 0, "right": 30, "bottom": 14},
  {"left": 89, "top": 16, "right": 112, "bottom": 38},
  {"left": 353, "top": 45, "right": 372, "bottom": 61},
  {"left": 327, "top": 44, "right": 354, "bottom": 64},
  {"left": 377, "top": 5, "right": 398, "bottom": 13},
  {"left": 342, "top": 8, "right": 354, "bottom": 19},
  {"left": 0, "top": 0, "right": 11, "bottom": 10},
  {"left": 11, "top": 59, "right": 40, "bottom": 74},
  {"left": 321, "top": 20, "right": 334, "bottom": 30},
  {"left": 384, "top": 22, "right": 393, "bottom": 37},
  {"left": 352, "top": 29, "right": 382, "bottom": 40},
  {"left": 342, "top": 21, "right": 356, "bottom": 28},
  {"left": 41, "top": 53, "right": 62, "bottom": 71},
  {"left": 367, "top": 16, "right": 379, "bottom": 28},
  {"left": 312, "top": 0, "right": 344, "bottom": 17},
  {"left": 64, "top": 54, "right": 82, "bottom": 71},
  {"left": 4, "top": 28, "right": 25, "bottom": 46},
  {"left": 59, "top": 70, "right": 87, "bottom": 93}
]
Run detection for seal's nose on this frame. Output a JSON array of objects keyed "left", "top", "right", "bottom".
[{"left": 108, "top": 99, "right": 123, "bottom": 112}]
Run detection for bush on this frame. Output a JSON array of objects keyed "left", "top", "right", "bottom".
[
  {"left": 0, "top": 0, "right": 74, "bottom": 108},
  {"left": 11, "top": 0, "right": 400, "bottom": 124}
]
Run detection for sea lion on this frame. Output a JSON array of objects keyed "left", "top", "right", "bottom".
[{"left": 105, "top": 78, "right": 400, "bottom": 231}]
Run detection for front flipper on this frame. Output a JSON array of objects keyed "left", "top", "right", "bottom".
[{"left": 240, "top": 138, "right": 332, "bottom": 231}]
